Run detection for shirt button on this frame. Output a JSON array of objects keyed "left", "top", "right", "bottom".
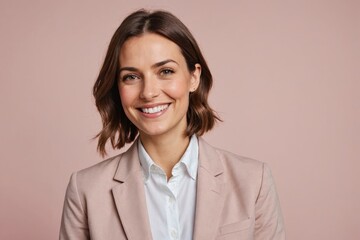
[{"left": 170, "top": 229, "right": 178, "bottom": 239}]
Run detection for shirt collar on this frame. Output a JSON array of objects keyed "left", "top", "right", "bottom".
[
  {"left": 180, "top": 135, "right": 199, "bottom": 180},
  {"left": 138, "top": 135, "right": 199, "bottom": 181}
]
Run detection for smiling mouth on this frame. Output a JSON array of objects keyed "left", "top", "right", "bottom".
[{"left": 139, "top": 104, "right": 170, "bottom": 114}]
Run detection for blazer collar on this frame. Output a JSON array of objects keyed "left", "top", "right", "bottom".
[
  {"left": 193, "top": 137, "right": 225, "bottom": 240},
  {"left": 197, "top": 137, "right": 223, "bottom": 176},
  {"left": 112, "top": 139, "right": 153, "bottom": 240},
  {"left": 111, "top": 137, "right": 225, "bottom": 240}
]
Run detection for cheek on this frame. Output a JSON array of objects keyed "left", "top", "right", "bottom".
[
  {"left": 118, "top": 86, "right": 135, "bottom": 108},
  {"left": 165, "top": 78, "right": 191, "bottom": 99}
]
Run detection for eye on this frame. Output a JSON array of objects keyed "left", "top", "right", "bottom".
[
  {"left": 122, "top": 74, "right": 140, "bottom": 82},
  {"left": 160, "top": 68, "right": 174, "bottom": 76}
]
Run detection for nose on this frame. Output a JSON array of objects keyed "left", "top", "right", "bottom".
[{"left": 139, "top": 75, "right": 160, "bottom": 100}]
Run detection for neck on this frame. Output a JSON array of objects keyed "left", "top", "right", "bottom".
[{"left": 140, "top": 132, "right": 191, "bottom": 179}]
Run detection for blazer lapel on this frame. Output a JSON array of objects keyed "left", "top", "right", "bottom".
[
  {"left": 193, "top": 138, "right": 225, "bottom": 240},
  {"left": 111, "top": 141, "right": 153, "bottom": 240}
]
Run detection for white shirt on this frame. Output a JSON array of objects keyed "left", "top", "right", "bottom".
[{"left": 138, "top": 135, "right": 199, "bottom": 240}]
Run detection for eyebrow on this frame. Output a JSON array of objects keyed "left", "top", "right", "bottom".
[{"left": 119, "top": 59, "right": 178, "bottom": 73}]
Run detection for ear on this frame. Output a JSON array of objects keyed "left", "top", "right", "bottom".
[{"left": 190, "top": 63, "right": 201, "bottom": 92}]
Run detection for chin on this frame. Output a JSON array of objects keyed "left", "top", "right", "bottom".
[{"left": 139, "top": 128, "right": 168, "bottom": 137}]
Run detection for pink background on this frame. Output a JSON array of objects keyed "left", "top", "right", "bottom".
[{"left": 1, "top": 0, "right": 359, "bottom": 239}]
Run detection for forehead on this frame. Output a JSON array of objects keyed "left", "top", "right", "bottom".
[{"left": 119, "top": 33, "right": 184, "bottom": 67}]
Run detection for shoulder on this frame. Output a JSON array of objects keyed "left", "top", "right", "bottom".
[
  {"left": 77, "top": 153, "right": 122, "bottom": 180},
  {"left": 215, "top": 147, "right": 263, "bottom": 168},
  {"left": 199, "top": 137, "right": 265, "bottom": 173},
  {"left": 215, "top": 147, "right": 267, "bottom": 185},
  {"left": 198, "top": 137, "right": 268, "bottom": 188},
  {"left": 70, "top": 140, "right": 140, "bottom": 193},
  {"left": 69, "top": 153, "right": 123, "bottom": 194}
]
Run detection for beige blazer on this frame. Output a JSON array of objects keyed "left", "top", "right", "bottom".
[{"left": 60, "top": 137, "right": 285, "bottom": 240}]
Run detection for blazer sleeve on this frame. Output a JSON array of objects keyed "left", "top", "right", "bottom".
[
  {"left": 59, "top": 172, "right": 90, "bottom": 240},
  {"left": 254, "top": 163, "right": 286, "bottom": 240}
]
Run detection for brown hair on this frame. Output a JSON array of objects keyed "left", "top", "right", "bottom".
[{"left": 93, "top": 9, "right": 221, "bottom": 156}]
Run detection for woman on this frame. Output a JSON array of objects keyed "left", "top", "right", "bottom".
[{"left": 60, "top": 9, "right": 285, "bottom": 240}]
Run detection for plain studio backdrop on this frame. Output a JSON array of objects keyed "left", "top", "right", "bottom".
[{"left": 1, "top": 0, "right": 359, "bottom": 239}]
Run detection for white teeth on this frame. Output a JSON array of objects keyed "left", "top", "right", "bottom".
[{"left": 141, "top": 104, "right": 169, "bottom": 114}]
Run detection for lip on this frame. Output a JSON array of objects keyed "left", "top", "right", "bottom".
[{"left": 137, "top": 103, "right": 170, "bottom": 118}]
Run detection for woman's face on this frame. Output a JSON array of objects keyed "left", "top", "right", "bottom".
[{"left": 118, "top": 33, "right": 201, "bottom": 139}]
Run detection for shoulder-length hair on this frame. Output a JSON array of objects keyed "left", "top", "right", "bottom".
[{"left": 93, "top": 9, "right": 220, "bottom": 156}]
